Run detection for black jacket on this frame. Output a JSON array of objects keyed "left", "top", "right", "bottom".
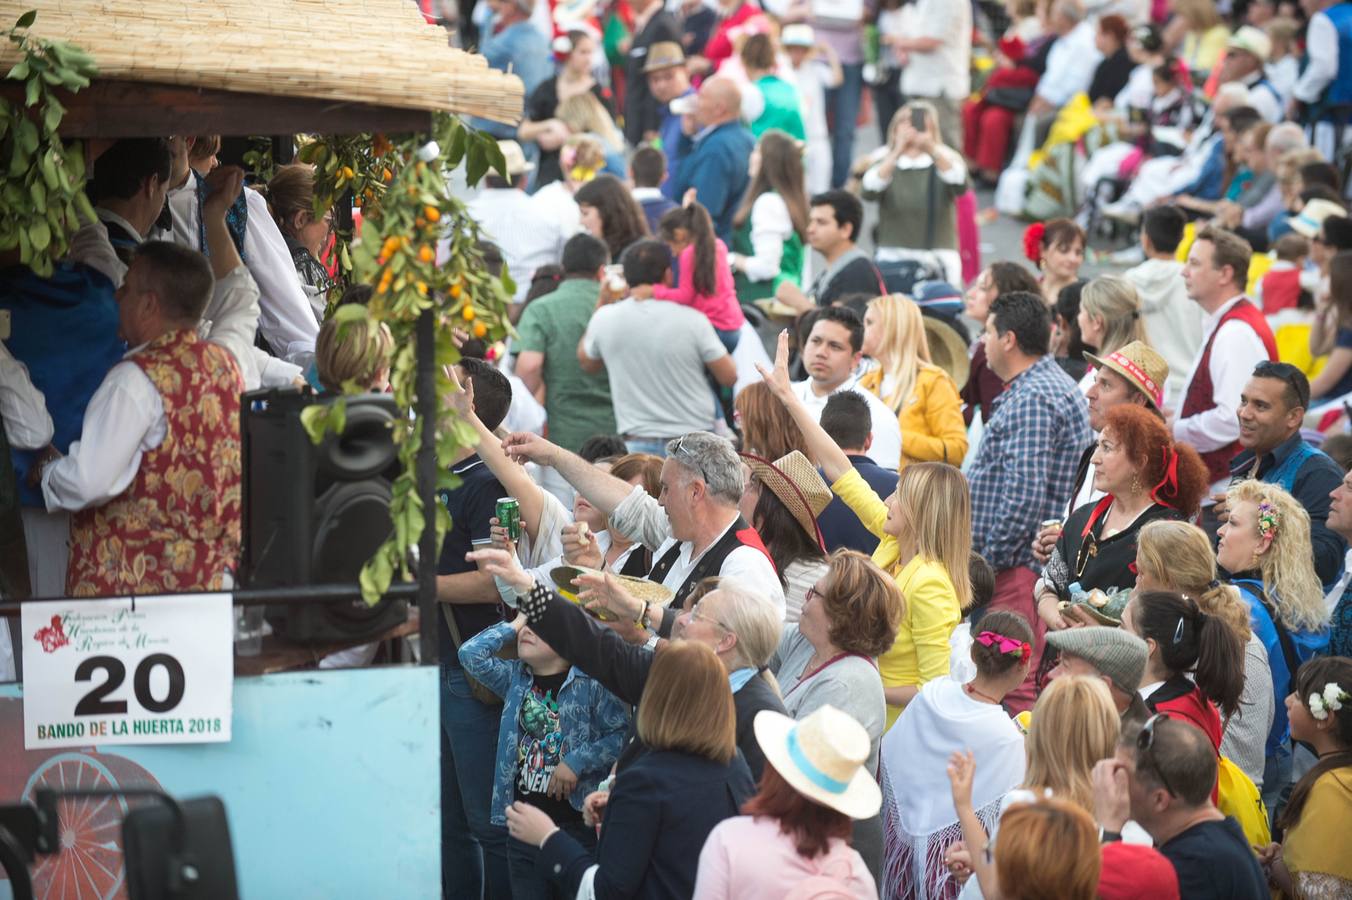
[
  {"left": 524, "top": 587, "right": 785, "bottom": 779},
  {"left": 538, "top": 748, "right": 755, "bottom": 900},
  {"left": 623, "top": 11, "right": 682, "bottom": 145}
]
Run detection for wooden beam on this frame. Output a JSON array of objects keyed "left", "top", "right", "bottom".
[{"left": 0, "top": 80, "right": 434, "bottom": 138}]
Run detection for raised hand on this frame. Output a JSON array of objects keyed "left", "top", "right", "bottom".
[
  {"left": 202, "top": 165, "right": 245, "bottom": 221},
  {"left": 946, "top": 749, "right": 977, "bottom": 813},
  {"left": 501, "top": 431, "right": 561, "bottom": 468},
  {"left": 754, "top": 329, "right": 794, "bottom": 402},
  {"left": 465, "top": 545, "right": 532, "bottom": 594}
]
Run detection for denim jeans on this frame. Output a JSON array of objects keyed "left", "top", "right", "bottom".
[
  {"left": 824, "top": 63, "right": 865, "bottom": 188},
  {"left": 442, "top": 658, "right": 511, "bottom": 899},
  {"left": 1262, "top": 744, "right": 1293, "bottom": 827},
  {"left": 624, "top": 437, "right": 671, "bottom": 457},
  {"left": 507, "top": 821, "right": 597, "bottom": 900}
]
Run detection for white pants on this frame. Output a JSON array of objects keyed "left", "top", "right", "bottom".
[
  {"left": 1080, "top": 141, "right": 1136, "bottom": 195},
  {"left": 806, "top": 135, "right": 832, "bottom": 196},
  {"left": 1122, "top": 153, "right": 1203, "bottom": 207}
]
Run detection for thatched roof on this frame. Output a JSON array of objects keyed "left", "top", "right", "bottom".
[{"left": 0, "top": 0, "right": 524, "bottom": 133}]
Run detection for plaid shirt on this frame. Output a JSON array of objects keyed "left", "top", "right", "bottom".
[{"left": 969, "top": 355, "right": 1093, "bottom": 572}]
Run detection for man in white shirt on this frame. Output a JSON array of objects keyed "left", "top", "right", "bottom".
[
  {"left": 791, "top": 306, "right": 902, "bottom": 470},
  {"left": 1293, "top": 0, "right": 1351, "bottom": 158},
  {"left": 503, "top": 429, "right": 787, "bottom": 622},
  {"left": 90, "top": 137, "right": 175, "bottom": 264},
  {"left": 882, "top": 0, "right": 971, "bottom": 147},
  {"left": 1175, "top": 227, "right": 1277, "bottom": 497},
  {"left": 1028, "top": 1, "right": 1102, "bottom": 118},
  {"left": 35, "top": 167, "right": 258, "bottom": 596},
  {"left": 461, "top": 140, "right": 571, "bottom": 305}
]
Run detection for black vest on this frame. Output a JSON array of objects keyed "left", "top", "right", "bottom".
[{"left": 647, "top": 515, "right": 766, "bottom": 636}]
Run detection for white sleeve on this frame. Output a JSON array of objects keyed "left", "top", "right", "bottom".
[
  {"left": 242, "top": 189, "right": 320, "bottom": 361},
  {"left": 720, "top": 545, "right": 787, "bottom": 620},
  {"left": 935, "top": 147, "right": 968, "bottom": 185},
  {"left": 860, "top": 162, "right": 891, "bottom": 194},
  {"left": 861, "top": 389, "right": 903, "bottom": 470},
  {"left": 65, "top": 220, "right": 127, "bottom": 287},
  {"left": 0, "top": 342, "right": 52, "bottom": 449},
  {"left": 203, "top": 265, "right": 263, "bottom": 391},
  {"left": 608, "top": 483, "right": 675, "bottom": 551},
  {"left": 1295, "top": 12, "right": 1338, "bottom": 103},
  {"left": 41, "top": 362, "right": 164, "bottom": 512},
  {"left": 740, "top": 193, "right": 792, "bottom": 283},
  {"left": 1173, "top": 321, "right": 1269, "bottom": 451}
]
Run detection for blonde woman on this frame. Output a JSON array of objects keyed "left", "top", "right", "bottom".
[
  {"left": 858, "top": 294, "right": 969, "bottom": 467},
  {"left": 557, "top": 92, "right": 625, "bottom": 158},
  {"left": 1218, "top": 479, "right": 1332, "bottom": 806},
  {"left": 759, "top": 331, "right": 967, "bottom": 727},
  {"left": 946, "top": 676, "right": 1126, "bottom": 898},
  {"left": 1076, "top": 276, "right": 1149, "bottom": 395},
  {"left": 1165, "top": 0, "right": 1230, "bottom": 73},
  {"left": 1135, "top": 520, "right": 1274, "bottom": 790}
]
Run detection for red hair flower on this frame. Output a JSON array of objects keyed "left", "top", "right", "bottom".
[{"left": 1023, "top": 222, "right": 1046, "bottom": 266}]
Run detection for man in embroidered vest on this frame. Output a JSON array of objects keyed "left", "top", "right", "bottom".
[
  {"left": 502, "top": 429, "right": 786, "bottom": 631},
  {"left": 36, "top": 174, "right": 246, "bottom": 597},
  {"left": 1176, "top": 227, "right": 1277, "bottom": 509},
  {"left": 1215, "top": 362, "right": 1346, "bottom": 587}
]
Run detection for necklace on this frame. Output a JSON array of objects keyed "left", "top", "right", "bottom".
[{"left": 965, "top": 683, "right": 1002, "bottom": 705}]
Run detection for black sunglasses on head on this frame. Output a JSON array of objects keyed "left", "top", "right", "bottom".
[
  {"left": 1136, "top": 714, "right": 1177, "bottom": 798},
  {"left": 1253, "top": 360, "right": 1312, "bottom": 409}
]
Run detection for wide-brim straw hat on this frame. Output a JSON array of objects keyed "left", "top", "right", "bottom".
[
  {"left": 923, "top": 315, "right": 971, "bottom": 391},
  {"left": 1083, "top": 340, "right": 1169, "bottom": 409},
  {"left": 496, "top": 140, "right": 535, "bottom": 177},
  {"left": 550, "top": 565, "right": 674, "bottom": 622},
  {"left": 754, "top": 706, "right": 881, "bottom": 819},
  {"left": 1290, "top": 198, "right": 1345, "bottom": 238},
  {"left": 740, "top": 450, "right": 830, "bottom": 550}
]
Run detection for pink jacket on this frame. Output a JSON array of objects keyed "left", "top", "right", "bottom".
[
  {"left": 693, "top": 815, "right": 877, "bottom": 900},
  {"left": 653, "top": 240, "right": 746, "bottom": 332}
]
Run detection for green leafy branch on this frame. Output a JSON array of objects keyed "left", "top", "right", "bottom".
[
  {"left": 0, "top": 10, "right": 97, "bottom": 277},
  {"left": 299, "top": 115, "right": 512, "bottom": 604}
]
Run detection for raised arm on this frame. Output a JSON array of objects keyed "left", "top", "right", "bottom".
[
  {"left": 502, "top": 432, "right": 637, "bottom": 516},
  {"left": 756, "top": 329, "right": 854, "bottom": 483}
]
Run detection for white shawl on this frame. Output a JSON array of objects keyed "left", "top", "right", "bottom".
[{"left": 881, "top": 678, "right": 1027, "bottom": 900}]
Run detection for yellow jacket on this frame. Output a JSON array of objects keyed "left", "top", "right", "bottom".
[
  {"left": 831, "top": 468, "right": 962, "bottom": 729},
  {"left": 856, "top": 364, "right": 968, "bottom": 467}
]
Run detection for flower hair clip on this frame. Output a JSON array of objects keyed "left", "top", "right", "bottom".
[
  {"left": 1256, "top": 501, "right": 1279, "bottom": 540},
  {"left": 1022, "top": 223, "right": 1046, "bottom": 267},
  {"left": 1309, "top": 682, "right": 1348, "bottom": 721},
  {"left": 976, "top": 631, "right": 1032, "bottom": 660}
]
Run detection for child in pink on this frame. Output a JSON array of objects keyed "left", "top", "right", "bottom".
[{"left": 635, "top": 201, "right": 746, "bottom": 351}]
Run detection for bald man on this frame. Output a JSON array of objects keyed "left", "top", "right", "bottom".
[{"left": 671, "top": 76, "right": 756, "bottom": 243}]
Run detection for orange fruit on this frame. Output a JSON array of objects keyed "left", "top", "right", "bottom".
[
  {"left": 461, "top": 304, "right": 475, "bottom": 321},
  {"left": 424, "top": 206, "right": 441, "bottom": 222},
  {"left": 472, "top": 321, "right": 487, "bottom": 338},
  {"left": 449, "top": 283, "right": 462, "bottom": 299},
  {"left": 418, "top": 246, "right": 435, "bottom": 263}
]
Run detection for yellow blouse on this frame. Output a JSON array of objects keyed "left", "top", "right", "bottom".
[
  {"left": 1181, "top": 25, "right": 1230, "bottom": 74},
  {"left": 1282, "top": 767, "right": 1352, "bottom": 896},
  {"left": 856, "top": 364, "right": 968, "bottom": 468},
  {"left": 831, "top": 468, "right": 962, "bottom": 729}
]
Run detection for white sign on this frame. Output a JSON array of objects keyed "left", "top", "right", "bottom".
[{"left": 22, "top": 594, "right": 234, "bottom": 749}]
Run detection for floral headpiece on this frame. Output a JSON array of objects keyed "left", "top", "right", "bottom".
[
  {"left": 976, "top": 630, "right": 1032, "bottom": 660},
  {"left": 1256, "top": 500, "right": 1279, "bottom": 541},
  {"left": 1309, "top": 682, "right": 1348, "bottom": 720},
  {"left": 1022, "top": 223, "right": 1046, "bottom": 267}
]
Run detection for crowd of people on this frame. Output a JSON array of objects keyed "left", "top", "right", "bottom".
[{"left": 4, "top": 0, "right": 1352, "bottom": 897}]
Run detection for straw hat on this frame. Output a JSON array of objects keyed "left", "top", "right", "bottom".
[
  {"left": 740, "top": 450, "right": 831, "bottom": 549},
  {"left": 1083, "top": 340, "right": 1170, "bottom": 409},
  {"left": 1227, "top": 25, "right": 1271, "bottom": 64},
  {"left": 496, "top": 140, "right": 535, "bottom": 177},
  {"left": 1290, "top": 198, "right": 1347, "bottom": 238},
  {"left": 754, "top": 707, "right": 881, "bottom": 819},
  {"left": 549, "top": 565, "right": 674, "bottom": 622},
  {"left": 922, "top": 315, "right": 972, "bottom": 391},
  {"left": 642, "top": 41, "right": 687, "bottom": 74}
]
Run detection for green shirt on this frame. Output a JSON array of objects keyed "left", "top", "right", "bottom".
[
  {"left": 751, "top": 75, "right": 806, "bottom": 141},
  {"left": 514, "top": 279, "right": 616, "bottom": 452}
]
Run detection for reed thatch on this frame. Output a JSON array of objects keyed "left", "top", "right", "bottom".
[{"left": 0, "top": 0, "right": 524, "bottom": 124}]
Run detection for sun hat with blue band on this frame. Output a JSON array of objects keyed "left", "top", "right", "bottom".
[{"left": 753, "top": 706, "right": 881, "bottom": 819}]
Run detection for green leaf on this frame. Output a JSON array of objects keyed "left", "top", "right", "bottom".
[
  {"left": 24, "top": 75, "right": 40, "bottom": 106},
  {"left": 29, "top": 219, "right": 49, "bottom": 251},
  {"left": 15, "top": 10, "right": 36, "bottom": 29},
  {"left": 299, "top": 404, "right": 331, "bottom": 444},
  {"left": 333, "top": 302, "right": 368, "bottom": 324},
  {"left": 465, "top": 140, "right": 488, "bottom": 187},
  {"left": 7, "top": 59, "right": 30, "bottom": 80},
  {"left": 482, "top": 136, "right": 507, "bottom": 181},
  {"left": 42, "top": 96, "right": 63, "bottom": 133}
]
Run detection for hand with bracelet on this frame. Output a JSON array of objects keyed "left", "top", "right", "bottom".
[{"left": 573, "top": 570, "right": 651, "bottom": 645}]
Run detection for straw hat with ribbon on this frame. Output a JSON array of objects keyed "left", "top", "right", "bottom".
[
  {"left": 754, "top": 706, "right": 881, "bottom": 819},
  {"left": 739, "top": 450, "right": 832, "bottom": 550},
  {"left": 1083, "top": 340, "right": 1170, "bottom": 410}
]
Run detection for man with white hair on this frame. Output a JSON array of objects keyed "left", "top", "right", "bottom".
[
  {"left": 1104, "top": 81, "right": 1253, "bottom": 222},
  {"left": 1026, "top": 0, "right": 1102, "bottom": 118},
  {"left": 503, "top": 429, "right": 787, "bottom": 623},
  {"left": 1215, "top": 122, "right": 1309, "bottom": 245}
]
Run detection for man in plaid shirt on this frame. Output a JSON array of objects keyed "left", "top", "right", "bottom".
[{"left": 968, "top": 290, "right": 1093, "bottom": 711}]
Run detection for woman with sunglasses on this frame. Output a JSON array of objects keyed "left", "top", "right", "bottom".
[
  {"left": 771, "top": 550, "right": 903, "bottom": 880},
  {"left": 1036, "top": 404, "right": 1209, "bottom": 632}
]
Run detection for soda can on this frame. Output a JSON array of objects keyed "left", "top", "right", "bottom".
[{"left": 497, "top": 497, "right": 522, "bottom": 542}]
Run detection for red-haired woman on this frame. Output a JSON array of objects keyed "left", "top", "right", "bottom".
[
  {"left": 692, "top": 705, "right": 879, "bottom": 898},
  {"left": 1036, "top": 403, "right": 1210, "bottom": 631}
]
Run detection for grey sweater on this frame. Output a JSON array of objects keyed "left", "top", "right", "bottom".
[{"left": 861, "top": 164, "right": 964, "bottom": 252}]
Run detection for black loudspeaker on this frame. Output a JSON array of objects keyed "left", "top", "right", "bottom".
[
  {"left": 122, "top": 796, "right": 239, "bottom": 900},
  {"left": 240, "top": 388, "right": 408, "bottom": 645}
]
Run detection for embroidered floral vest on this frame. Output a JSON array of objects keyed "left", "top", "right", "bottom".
[{"left": 67, "top": 329, "right": 242, "bottom": 597}]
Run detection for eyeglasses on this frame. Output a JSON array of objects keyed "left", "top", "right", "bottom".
[
  {"left": 805, "top": 584, "right": 825, "bottom": 605},
  {"left": 1252, "top": 360, "right": 1311, "bottom": 409},
  {"left": 689, "top": 600, "right": 732, "bottom": 632},
  {"left": 668, "top": 436, "right": 710, "bottom": 484},
  {"left": 1136, "top": 714, "right": 1177, "bottom": 798}
]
